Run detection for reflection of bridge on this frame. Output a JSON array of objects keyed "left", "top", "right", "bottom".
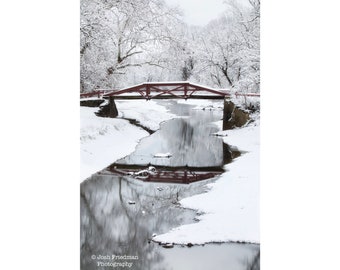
[{"left": 106, "top": 164, "right": 224, "bottom": 184}]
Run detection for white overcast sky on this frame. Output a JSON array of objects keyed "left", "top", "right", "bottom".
[{"left": 165, "top": 0, "right": 227, "bottom": 26}]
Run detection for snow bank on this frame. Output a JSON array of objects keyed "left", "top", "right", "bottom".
[
  {"left": 177, "top": 96, "right": 260, "bottom": 112},
  {"left": 116, "top": 100, "right": 176, "bottom": 131},
  {"left": 80, "top": 107, "right": 148, "bottom": 181},
  {"left": 80, "top": 101, "right": 176, "bottom": 181},
  {"left": 154, "top": 118, "right": 260, "bottom": 244},
  {"left": 230, "top": 95, "right": 260, "bottom": 112},
  {"left": 80, "top": 97, "right": 105, "bottom": 101}
]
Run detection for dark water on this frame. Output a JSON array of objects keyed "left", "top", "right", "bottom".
[
  {"left": 115, "top": 101, "right": 225, "bottom": 167},
  {"left": 81, "top": 100, "right": 259, "bottom": 270},
  {"left": 158, "top": 244, "right": 259, "bottom": 270},
  {"left": 81, "top": 174, "right": 259, "bottom": 270}
]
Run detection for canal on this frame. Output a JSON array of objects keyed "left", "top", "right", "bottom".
[{"left": 80, "top": 100, "right": 259, "bottom": 269}]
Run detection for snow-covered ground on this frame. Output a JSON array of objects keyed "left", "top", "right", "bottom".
[
  {"left": 80, "top": 107, "right": 146, "bottom": 181},
  {"left": 80, "top": 100, "right": 176, "bottom": 181},
  {"left": 177, "top": 95, "right": 260, "bottom": 112},
  {"left": 116, "top": 100, "right": 176, "bottom": 131}
]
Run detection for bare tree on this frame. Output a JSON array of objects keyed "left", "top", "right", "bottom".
[
  {"left": 80, "top": 0, "right": 260, "bottom": 93},
  {"left": 80, "top": 0, "right": 182, "bottom": 92},
  {"left": 192, "top": 0, "right": 260, "bottom": 92}
]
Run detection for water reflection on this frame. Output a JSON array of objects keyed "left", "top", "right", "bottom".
[
  {"left": 106, "top": 165, "right": 224, "bottom": 184},
  {"left": 115, "top": 110, "right": 226, "bottom": 167},
  {"left": 81, "top": 100, "right": 259, "bottom": 270},
  {"left": 81, "top": 174, "right": 260, "bottom": 270},
  {"left": 246, "top": 250, "right": 260, "bottom": 270},
  {"left": 158, "top": 243, "right": 259, "bottom": 270},
  {"left": 81, "top": 173, "right": 211, "bottom": 270}
]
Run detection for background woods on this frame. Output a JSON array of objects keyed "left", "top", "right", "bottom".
[{"left": 80, "top": 0, "right": 260, "bottom": 93}]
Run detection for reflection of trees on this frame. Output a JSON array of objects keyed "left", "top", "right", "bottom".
[
  {"left": 81, "top": 173, "right": 259, "bottom": 270},
  {"left": 80, "top": 174, "right": 208, "bottom": 270},
  {"left": 247, "top": 249, "right": 260, "bottom": 270},
  {"left": 170, "top": 117, "right": 224, "bottom": 167},
  {"left": 116, "top": 109, "right": 226, "bottom": 168},
  {"left": 243, "top": 248, "right": 260, "bottom": 270},
  {"left": 177, "top": 120, "right": 194, "bottom": 151}
]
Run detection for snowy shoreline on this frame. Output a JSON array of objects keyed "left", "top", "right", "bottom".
[
  {"left": 153, "top": 115, "right": 260, "bottom": 244},
  {"left": 80, "top": 98, "right": 259, "bottom": 244},
  {"left": 80, "top": 100, "right": 176, "bottom": 181}
]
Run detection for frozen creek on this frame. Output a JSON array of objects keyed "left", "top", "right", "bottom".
[{"left": 80, "top": 100, "right": 260, "bottom": 270}]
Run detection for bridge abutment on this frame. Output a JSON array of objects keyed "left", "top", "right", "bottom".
[
  {"left": 109, "top": 96, "right": 118, "bottom": 118},
  {"left": 223, "top": 98, "right": 233, "bottom": 130},
  {"left": 223, "top": 98, "right": 250, "bottom": 130}
]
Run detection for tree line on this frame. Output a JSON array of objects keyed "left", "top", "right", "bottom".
[{"left": 80, "top": 0, "right": 260, "bottom": 93}]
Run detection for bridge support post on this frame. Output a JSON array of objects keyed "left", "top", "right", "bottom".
[
  {"left": 109, "top": 96, "right": 119, "bottom": 118},
  {"left": 222, "top": 97, "right": 233, "bottom": 130}
]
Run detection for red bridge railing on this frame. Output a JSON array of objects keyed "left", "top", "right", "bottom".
[
  {"left": 80, "top": 82, "right": 260, "bottom": 99},
  {"left": 80, "top": 90, "right": 113, "bottom": 99}
]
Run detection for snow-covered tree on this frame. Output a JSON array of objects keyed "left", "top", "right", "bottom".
[
  {"left": 80, "top": 0, "right": 260, "bottom": 93},
  {"left": 190, "top": 0, "right": 260, "bottom": 91},
  {"left": 80, "top": 0, "right": 182, "bottom": 92}
]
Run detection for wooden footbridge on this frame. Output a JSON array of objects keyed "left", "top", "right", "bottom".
[
  {"left": 80, "top": 82, "right": 259, "bottom": 129},
  {"left": 103, "top": 82, "right": 230, "bottom": 100},
  {"left": 80, "top": 81, "right": 260, "bottom": 100}
]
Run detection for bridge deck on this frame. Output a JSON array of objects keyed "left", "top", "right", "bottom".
[
  {"left": 109, "top": 95, "right": 227, "bottom": 100},
  {"left": 80, "top": 82, "right": 260, "bottom": 99},
  {"left": 102, "top": 82, "right": 231, "bottom": 100}
]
